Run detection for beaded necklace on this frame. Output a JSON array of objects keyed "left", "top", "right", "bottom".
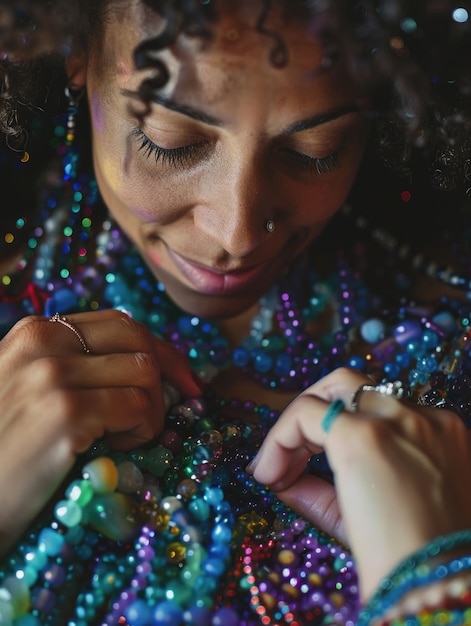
[{"left": 3, "top": 148, "right": 471, "bottom": 625}]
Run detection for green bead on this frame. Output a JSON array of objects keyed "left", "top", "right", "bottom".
[
  {"left": 165, "top": 581, "right": 192, "bottom": 605},
  {"left": 3, "top": 576, "right": 30, "bottom": 618},
  {"left": 146, "top": 445, "right": 174, "bottom": 477},
  {"left": 87, "top": 493, "right": 141, "bottom": 541},
  {"left": 66, "top": 480, "right": 94, "bottom": 507}
]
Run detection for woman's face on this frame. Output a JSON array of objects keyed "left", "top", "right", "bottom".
[{"left": 82, "top": 2, "right": 368, "bottom": 318}]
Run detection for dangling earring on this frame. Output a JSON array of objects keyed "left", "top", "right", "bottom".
[{"left": 63, "top": 85, "right": 85, "bottom": 182}]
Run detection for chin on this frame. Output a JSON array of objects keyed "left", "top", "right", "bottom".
[{"left": 166, "top": 283, "right": 263, "bottom": 319}]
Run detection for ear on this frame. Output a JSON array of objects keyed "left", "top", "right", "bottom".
[{"left": 65, "top": 54, "right": 87, "bottom": 90}]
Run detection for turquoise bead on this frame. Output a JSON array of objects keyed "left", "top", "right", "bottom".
[
  {"left": 24, "top": 549, "right": 47, "bottom": 571},
  {"left": 38, "top": 528, "right": 64, "bottom": 556},
  {"left": 54, "top": 499, "right": 82, "bottom": 528},
  {"left": 188, "top": 498, "right": 210, "bottom": 522},
  {"left": 15, "top": 566, "right": 38, "bottom": 587},
  {"left": 360, "top": 318, "right": 386, "bottom": 343}
]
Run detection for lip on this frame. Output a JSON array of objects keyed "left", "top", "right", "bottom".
[{"left": 152, "top": 245, "right": 273, "bottom": 296}]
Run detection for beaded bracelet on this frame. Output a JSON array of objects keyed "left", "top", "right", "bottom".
[
  {"left": 380, "top": 607, "right": 471, "bottom": 626},
  {"left": 357, "top": 530, "right": 471, "bottom": 626},
  {"left": 359, "top": 554, "right": 471, "bottom": 622}
]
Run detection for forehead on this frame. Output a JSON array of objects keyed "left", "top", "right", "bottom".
[{"left": 93, "top": 2, "right": 335, "bottom": 76}]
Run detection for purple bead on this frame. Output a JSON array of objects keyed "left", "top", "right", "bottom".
[
  {"left": 32, "top": 588, "right": 56, "bottom": 613},
  {"left": 393, "top": 320, "right": 422, "bottom": 345},
  {"left": 42, "top": 563, "right": 66, "bottom": 587}
]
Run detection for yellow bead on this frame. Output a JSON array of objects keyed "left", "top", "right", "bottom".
[{"left": 82, "top": 457, "right": 119, "bottom": 494}]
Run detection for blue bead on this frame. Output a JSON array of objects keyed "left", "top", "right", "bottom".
[
  {"left": 422, "top": 329, "right": 440, "bottom": 348},
  {"left": 203, "top": 488, "right": 224, "bottom": 506},
  {"left": 44, "top": 289, "right": 79, "bottom": 316},
  {"left": 182, "top": 605, "right": 212, "bottom": 626},
  {"left": 203, "top": 557, "right": 226, "bottom": 576},
  {"left": 252, "top": 349, "right": 273, "bottom": 373},
  {"left": 232, "top": 347, "right": 250, "bottom": 367},
  {"left": 153, "top": 600, "right": 183, "bottom": 625},
  {"left": 211, "top": 607, "right": 240, "bottom": 626},
  {"left": 178, "top": 316, "right": 196, "bottom": 335},
  {"left": 432, "top": 311, "right": 457, "bottom": 335},
  {"left": 395, "top": 352, "right": 411, "bottom": 367},
  {"left": 383, "top": 362, "right": 401, "bottom": 378},
  {"left": 408, "top": 368, "right": 429, "bottom": 386},
  {"left": 417, "top": 356, "right": 438, "bottom": 373},
  {"left": 274, "top": 353, "right": 292, "bottom": 376},
  {"left": 211, "top": 523, "right": 232, "bottom": 545},
  {"left": 347, "top": 355, "right": 366, "bottom": 370},
  {"left": 125, "top": 599, "right": 153, "bottom": 626}
]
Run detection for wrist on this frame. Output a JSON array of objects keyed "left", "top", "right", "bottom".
[{"left": 357, "top": 530, "right": 471, "bottom": 626}]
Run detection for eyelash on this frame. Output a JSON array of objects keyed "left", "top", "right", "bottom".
[
  {"left": 132, "top": 127, "right": 342, "bottom": 176},
  {"left": 285, "top": 149, "right": 341, "bottom": 175},
  {"left": 131, "top": 128, "right": 205, "bottom": 169}
]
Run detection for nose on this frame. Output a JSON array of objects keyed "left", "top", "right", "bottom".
[{"left": 193, "top": 159, "right": 274, "bottom": 258}]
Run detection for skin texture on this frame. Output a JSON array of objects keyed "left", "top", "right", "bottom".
[{"left": 69, "top": 1, "right": 369, "bottom": 320}]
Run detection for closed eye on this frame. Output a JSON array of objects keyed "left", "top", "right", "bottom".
[
  {"left": 283, "top": 148, "right": 341, "bottom": 175},
  {"left": 131, "top": 128, "right": 208, "bottom": 169}
]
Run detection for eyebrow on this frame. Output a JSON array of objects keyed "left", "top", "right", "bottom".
[
  {"left": 121, "top": 89, "right": 359, "bottom": 133},
  {"left": 281, "top": 104, "right": 361, "bottom": 135}
]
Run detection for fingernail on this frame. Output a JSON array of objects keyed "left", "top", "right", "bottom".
[{"left": 246, "top": 450, "right": 261, "bottom": 475}]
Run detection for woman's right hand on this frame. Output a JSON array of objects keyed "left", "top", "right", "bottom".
[
  {"left": 249, "top": 367, "right": 471, "bottom": 602},
  {"left": 0, "top": 309, "right": 203, "bottom": 555}
]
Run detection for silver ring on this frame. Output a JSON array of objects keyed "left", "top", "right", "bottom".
[
  {"left": 49, "top": 313, "right": 91, "bottom": 354},
  {"left": 351, "top": 380, "right": 406, "bottom": 412},
  {"left": 266, "top": 219, "right": 275, "bottom": 233}
]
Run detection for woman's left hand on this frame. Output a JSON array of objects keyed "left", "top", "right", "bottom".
[{"left": 249, "top": 367, "right": 471, "bottom": 600}]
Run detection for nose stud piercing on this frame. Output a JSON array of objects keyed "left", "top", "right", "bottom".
[{"left": 266, "top": 219, "right": 275, "bottom": 233}]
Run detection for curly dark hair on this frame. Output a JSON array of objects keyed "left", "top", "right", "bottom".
[{"left": 1, "top": 0, "right": 471, "bottom": 187}]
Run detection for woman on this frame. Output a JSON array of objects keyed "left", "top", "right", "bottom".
[{"left": 1, "top": 1, "right": 471, "bottom": 624}]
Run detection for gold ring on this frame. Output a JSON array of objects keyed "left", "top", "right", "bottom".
[{"left": 49, "top": 313, "right": 91, "bottom": 354}]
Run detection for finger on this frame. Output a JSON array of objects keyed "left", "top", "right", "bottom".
[
  {"left": 58, "top": 311, "right": 204, "bottom": 396},
  {"left": 26, "top": 352, "right": 161, "bottom": 389},
  {"left": 47, "top": 385, "right": 163, "bottom": 451},
  {"left": 250, "top": 395, "right": 337, "bottom": 488},
  {"left": 275, "top": 475, "right": 347, "bottom": 544},
  {"left": 12, "top": 312, "right": 204, "bottom": 397},
  {"left": 300, "top": 367, "right": 373, "bottom": 408}
]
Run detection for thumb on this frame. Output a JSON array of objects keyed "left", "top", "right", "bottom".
[{"left": 275, "top": 475, "right": 347, "bottom": 545}]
